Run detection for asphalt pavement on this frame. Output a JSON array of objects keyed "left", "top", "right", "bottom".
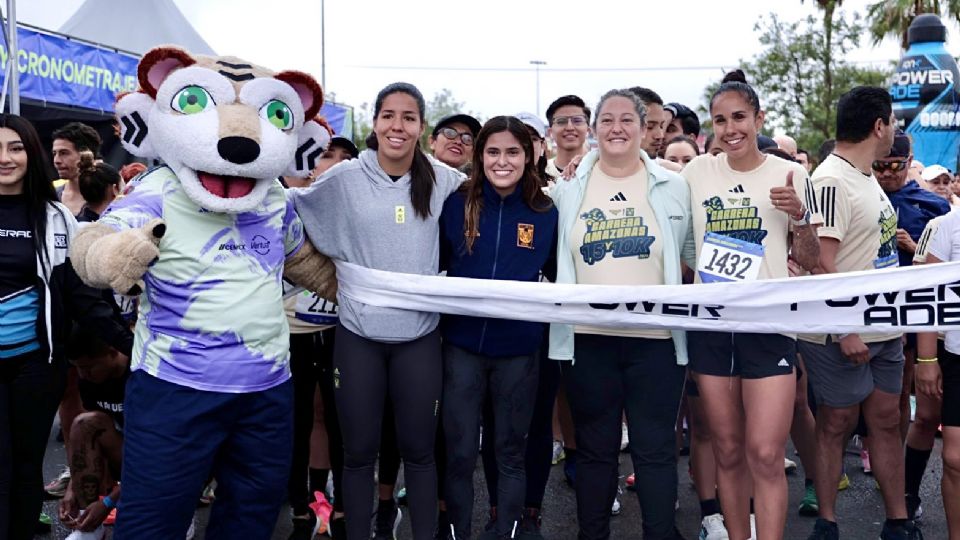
[{"left": 38, "top": 420, "right": 946, "bottom": 540}]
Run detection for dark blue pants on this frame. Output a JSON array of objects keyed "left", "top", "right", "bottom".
[
  {"left": 443, "top": 344, "right": 539, "bottom": 538},
  {"left": 115, "top": 371, "right": 293, "bottom": 540},
  {"left": 565, "top": 335, "right": 685, "bottom": 540}
]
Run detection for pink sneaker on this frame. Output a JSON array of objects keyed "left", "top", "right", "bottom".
[{"left": 861, "top": 449, "right": 872, "bottom": 475}]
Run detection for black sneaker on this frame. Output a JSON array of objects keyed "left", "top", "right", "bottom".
[
  {"left": 518, "top": 508, "right": 543, "bottom": 540},
  {"left": 906, "top": 494, "right": 923, "bottom": 522},
  {"left": 288, "top": 512, "right": 317, "bottom": 540},
  {"left": 329, "top": 517, "right": 347, "bottom": 540},
  {"left": 880, "top": 520, "right": 924, "bottom": 540},
  {"left": 373, "top": 499, "right": 402, "bottom": 540},
  {"left": 807, "top": 518, "right": 839, "bottom": 540}
]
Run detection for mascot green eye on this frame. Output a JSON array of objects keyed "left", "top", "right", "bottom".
[
  {"left": 261, "top": 100, "right": 294, "bottom": 131},
  {"left": 172, "top": 86, "right": 213, "bottom": 114}
]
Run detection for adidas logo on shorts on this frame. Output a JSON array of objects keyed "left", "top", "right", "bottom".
[{"left": 777, "top": 358, "right": 789, "bottom": 367}]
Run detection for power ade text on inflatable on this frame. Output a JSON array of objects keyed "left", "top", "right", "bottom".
[
  {"left": 0, "top": 26, "right": 138, "bottom": 112},
  {"left": 890, "top": 14, "right": 960, "bottom": 172}
]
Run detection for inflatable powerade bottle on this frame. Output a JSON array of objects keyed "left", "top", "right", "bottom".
[{"left": 889, "top": 13, "right": 960, "bottom": 172}]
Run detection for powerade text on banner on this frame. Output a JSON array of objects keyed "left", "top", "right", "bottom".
[
  {"left": 0, "top": 24, "right": 138, "bottom": 112},
  {"left": 890, "top": 14, "right": 960, "bottom": 173}
]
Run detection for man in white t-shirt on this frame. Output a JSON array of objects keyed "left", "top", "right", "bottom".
[
  {"left": 545, "top": 95, "right": 591, "bottom": 181},
  {"left": 799, "top": 87, "right": 921, "bottom": 540}
]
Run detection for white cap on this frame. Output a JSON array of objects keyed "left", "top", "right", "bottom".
[
  {"left": 921, "top": 164, "right": 951, "bottom": 181},
  {"left": 514, "top": 112, "right": 546, "bottom": 139}
]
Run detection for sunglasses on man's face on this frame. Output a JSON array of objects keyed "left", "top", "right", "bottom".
[
  {"left": 439, "top": 127, "right": 474, "bottom": 146},
  {"left": 871, "top": 159, "right": 910, "bottom": 173}
]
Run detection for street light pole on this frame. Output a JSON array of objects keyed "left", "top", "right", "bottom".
[{"left": 530, "top": 60, "right": 546, "bottom": 116}]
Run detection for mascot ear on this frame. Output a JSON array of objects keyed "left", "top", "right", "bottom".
[
  {"left": 286, "top": 117, "right": 333, "bottom": 176},
  {"left": 138, "top": 47, "right": 196, "bottom": 98},
  {"left": 116, "top": 92, "right": 158, "bottom": 159},
  {"left": 275, "top": 70, "right": 324, "bottom": 120}
]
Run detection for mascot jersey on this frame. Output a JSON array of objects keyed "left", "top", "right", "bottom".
[{"left": 100, "top": 166, "right": 305, "bottom": 392}]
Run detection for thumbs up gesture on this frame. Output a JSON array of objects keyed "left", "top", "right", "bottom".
[{"left": 769, "top": 170, "right": 805, "bottom": 220}]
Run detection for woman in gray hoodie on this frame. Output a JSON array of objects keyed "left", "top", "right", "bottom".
[{"left": 290, "top": 82, "right": 464, "bottom": 540}]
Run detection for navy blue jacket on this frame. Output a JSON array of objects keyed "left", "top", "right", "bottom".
[
  {"left": 439, "top": 181, "right": 558, "bottom": 357},
  {"left": 887, "top": 180, "right": 950, "bottom": 266}
]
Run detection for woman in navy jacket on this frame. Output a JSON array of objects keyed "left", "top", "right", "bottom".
[{"left": 439, "top": 116, "right": 557, "bottom": 540}]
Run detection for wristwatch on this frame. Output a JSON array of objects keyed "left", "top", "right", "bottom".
[{"left": 790, "top": 207, "right": 811, "bottom": 226}]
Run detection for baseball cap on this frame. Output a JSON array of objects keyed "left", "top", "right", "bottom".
[
  {"left": 921, "top": 164, "right": 952, "bottom": 181},
  {"left": 757, "top": 135, "right": 778, "bottom": 151},
  {"left": 432, "top": 114, "right": 482, "bottom": 138},
  {"left": 886, "top": 132, "right": 912, "bottom": 158},
  {"left": 514, "top": 112, "right": 546, "bottom": 139},
  {"left": 329, "top": 136, "right": 359, "bottom": 158}
]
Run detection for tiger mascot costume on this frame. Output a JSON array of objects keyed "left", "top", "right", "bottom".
[{"left": 72, "top": 46, "right": 337, "bottom": 539}]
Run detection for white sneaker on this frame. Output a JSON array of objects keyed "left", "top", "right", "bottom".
[
  {"left": 784, "top": 457, "right": 798, "bottom": 474},
  {"left": 551, "top": 441, "right": 565, "bottom": 465},
  {"left": 620, "top": 423, "right": 629, "bottom": 452},
  {"left": 186, "top": 516, "right": 196, "bottom": 540},
  {"left": 65, "top": 524, "right": 106, "bottom": 540},
  {"left": 698, "top": 513, "right": 729, "bottom": 540},
  {"left": 611, "top": 486, "right": 622, "bottom": 516},
  {"left": 749, "top": 513, "right": 757, "bottom": 540}
]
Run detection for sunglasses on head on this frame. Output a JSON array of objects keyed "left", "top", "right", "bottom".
[
  {"left": 871, "top": 159, "right": 910, "bottom": 172},
  {"left": 438, "top": 127, "right": 474, "bottom": 146}
]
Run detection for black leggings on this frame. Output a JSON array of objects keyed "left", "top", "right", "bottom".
[
  {"left": 288, "top": 329, "right": 342, "bottom": 515},
  {"left": 482, "top": 340, "right": 560, "bottom": 510},
  {"left": 334, "top": 324, "right": 441, "bottom": 540},
  {"left": 0, "top": 351, "right": 67, "bottom": 540}
]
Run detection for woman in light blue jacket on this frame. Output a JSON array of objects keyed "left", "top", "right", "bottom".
[{"left": 547, "top": 88, "right": 695, "bottom": 540}]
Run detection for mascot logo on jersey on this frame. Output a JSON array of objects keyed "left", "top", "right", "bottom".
[{"left": 115, "top": 47, "right": 331, "bottom": 213}]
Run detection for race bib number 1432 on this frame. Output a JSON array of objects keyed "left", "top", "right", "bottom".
[{"left": 697, "top": 232, "right": 764, "bottom": 283}]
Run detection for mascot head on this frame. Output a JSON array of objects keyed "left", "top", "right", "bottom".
[{"left": 116, "top": 46, "right": 332, "bottom": 213}]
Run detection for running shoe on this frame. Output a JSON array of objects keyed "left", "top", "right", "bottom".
[
  {"left": 620, "top": 423, "right": 629, "bottom": 452},
  {"left": 784, "top": 457, "right": 798, "bottom": 474},
  {"left": 906, "top": 494, "right": 923, "bottom": 522},
  {"left": 806, "top": 518, "right": 839, "bottom": 540},
  {"left": 65, "top": 525, "right": 106, "bottom": 540},
  {"left": 625, "top": 473, "right": 636, "bottom": 492},
  {"left": 43, "top": 466, "right": 71, "bottom": 499},
  {"left": 186, "top": 517, "right": 196, "bottom": 540},
  {"left": 879, "top": 520, "right": 924, "bottom": 540},
  {"left": 698, "top": 513, "right": 729, "bottom": 540},
  {"left": 36, "top": 512, "right": 53, "bottom": 533},
  {"left": 551, "top": 441, "right": 565, "bottom": 465},
  {"left": 837, "top": 473, "right": 850, "bottom": 491},
  {"left": 518, "top": 508, "right": 544, "bottom": 540},
  {"left": 289, "top": 512, "right": 316, "bottom": 540},
  {"left": 199, "top": 480, "right": 217, "bottom": 506},
  {"left": 372, "top": 499, "right": 402, "bottom": 540},
  {"left": 611, "top": 486, "right": 622, "bottom": 516},
  {"left": 798, "top": 484, "right": 819, "bottom": 516},
  {"left": 861, "top": 448, "right": 872, "bottom": 475}
]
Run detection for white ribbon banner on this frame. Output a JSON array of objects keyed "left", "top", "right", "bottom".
[{"left": 333, "top": 260, "right": 960, "bottom": 334}]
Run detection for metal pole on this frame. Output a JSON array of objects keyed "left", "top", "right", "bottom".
[
  {"left": 321, "top": 0, "right": 326, "bottom": 89},
  {"left": 529, "top": 60, "right": 546, "bottom": 116},
  {"left": 6, "top": 0, "right": 16, "bottom": 115}
]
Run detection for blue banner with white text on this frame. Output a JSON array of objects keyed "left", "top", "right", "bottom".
[{"left": 0, "top": 25, "right": 139, "bottom": 113}]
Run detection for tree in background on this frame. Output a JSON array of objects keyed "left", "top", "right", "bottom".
[
  {"left": 353, "top": 88, "right": 482, "bottom": 150},
  {"left": 700, "top": 9, "right": 891, "bottom": 158},
  {"left": 866, "top": 0, "right": 960, "bottom": 48}
]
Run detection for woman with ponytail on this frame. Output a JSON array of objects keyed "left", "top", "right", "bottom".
[
  {"left": 438, "top": 116, "right": 557, "bottom": 540},
  {"left": 682, "top": 69, "right": 821, "bottom": 540},
  {"left": 75, "top": 151, "right": 124, "bottom": 223},
  {"left": 290, "top": 82, "right": 465, "bottom": 540}
]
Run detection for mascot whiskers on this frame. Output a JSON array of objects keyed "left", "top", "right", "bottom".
[{"left": 71, "top": 46, "right": 337, "bottom": 540}]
